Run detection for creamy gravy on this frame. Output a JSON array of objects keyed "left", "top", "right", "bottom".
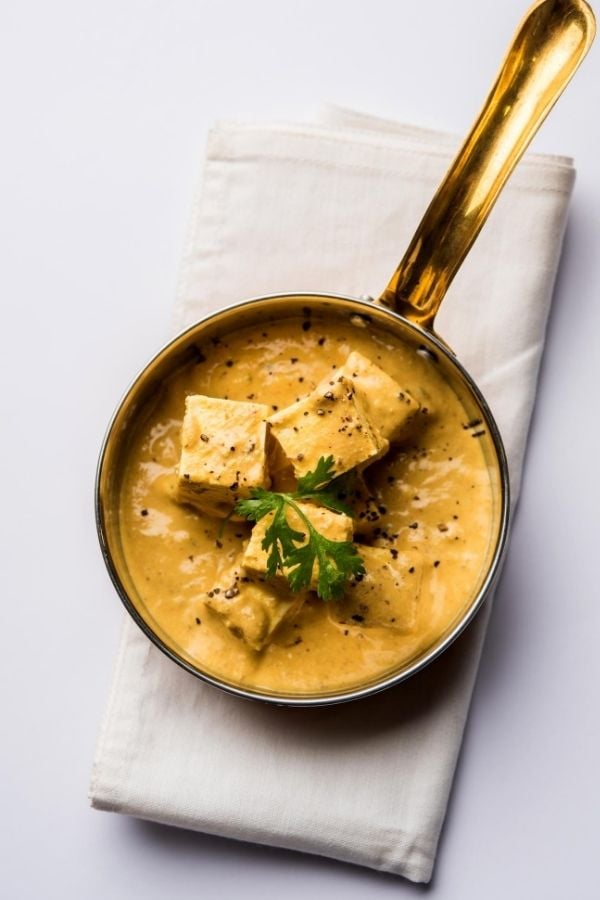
[{"left": 119, "top": 317, "right": 496, "bottom": 695}]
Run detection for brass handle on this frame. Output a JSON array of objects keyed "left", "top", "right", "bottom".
[{"left": 379, "top": 0, "right": 595, "bottom": 329}]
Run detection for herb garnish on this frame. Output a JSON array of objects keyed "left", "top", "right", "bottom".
[{"left": 235, "top": 456, "right": 365, "bottom": 600}]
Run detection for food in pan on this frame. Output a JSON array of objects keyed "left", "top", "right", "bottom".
[{"left": 119, "top": 315, "right": 497, "bottom": 694}]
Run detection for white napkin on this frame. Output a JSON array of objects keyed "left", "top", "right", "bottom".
[{"left": 90, "top": 107, "right": 574, "bottom": 883}]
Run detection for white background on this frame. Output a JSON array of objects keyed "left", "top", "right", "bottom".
[{"left": 2, "top": 1, "right": 599, "bottom": 897}]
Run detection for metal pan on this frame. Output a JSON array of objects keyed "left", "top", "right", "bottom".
[{"left": 96, "top": 0, "right": 595, "bottom": 706}]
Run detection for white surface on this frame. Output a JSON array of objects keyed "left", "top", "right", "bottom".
[{"left": 1, "top": 0, "right": 599, "bottom": 896}]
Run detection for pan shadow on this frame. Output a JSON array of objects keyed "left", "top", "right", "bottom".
[{"left": 241, "top": 617, "right": 484, "bottom": 748}]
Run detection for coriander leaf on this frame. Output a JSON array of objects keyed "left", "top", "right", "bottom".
[
  {"left": 260, "top": 500, "right": 305, "bottom": 578},
  {"left": 284, "top": 542, "right": 315, "bottom": 593},
  {"left": 314, "top": 537, "right": 366, "bottom": 601},
  {"left": 234, "top": 457, "right": 365, "bottom": 600},
  {"left": 284, "top": 499, "right": 366, "bottom": 601},
  {"left": 235, "top": 489, "right": 277, "bottom": 522},
  {"left": 295, "top": 454, "right": 336, "bottom": 494},
  {"left": 294, "top": 456, "right": 353, "bottom": 515},
  {"left": 260, "top": 499, "right": 286, "bottom": 576},
  {"left": 298, "top": 489, "right": 353, "bottom": 517}
]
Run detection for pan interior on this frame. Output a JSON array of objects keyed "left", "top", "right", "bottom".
[{"left": 97, "top": 294, "right": 508, "bottom": 704}]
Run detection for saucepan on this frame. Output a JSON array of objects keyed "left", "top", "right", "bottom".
[{"left": 96, "top": 0, "right": 595, "bottom": 706}]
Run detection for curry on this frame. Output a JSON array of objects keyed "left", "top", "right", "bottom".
[{"left": 119, "top": 315, "right": 497, "bottom": 696}]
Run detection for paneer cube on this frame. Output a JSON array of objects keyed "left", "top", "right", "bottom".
[
  {"left": 330, "top": 545, "right": 423, "bottom": 633},
  {"left": 268, "top": 375, "right": 388, "bottom": 480},
  {"left": 265, "top": 431, "right": 297, "bottom": 492},
  {"left": 242, "top": 500, "right": 354, "bottom": 591},
  {"left": 177, "top": 395, "right": 270, "bottom": 518},
  {"left": 205, "top": 561, "right": 305, "bottom": 651},
  {"left": 325, "top": 351, "right": 420, "bottom": 443}
]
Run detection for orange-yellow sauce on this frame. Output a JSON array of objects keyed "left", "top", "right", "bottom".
[{"left": 119, "top": 317, "right": 497, "bottom": 695}]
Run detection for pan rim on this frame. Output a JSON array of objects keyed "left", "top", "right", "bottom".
[{"left": 95, "top": 291, "right": 511, "bottom": 707}]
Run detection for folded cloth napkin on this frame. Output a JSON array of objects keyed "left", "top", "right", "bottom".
[{"left": 90, "top": 106, "right": 574, "bottom": 883}]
